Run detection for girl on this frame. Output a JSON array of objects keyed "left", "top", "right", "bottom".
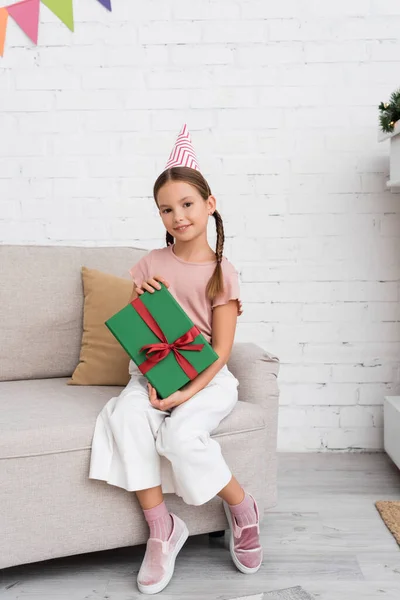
[{"left": 89, "top": 134, "right": 262, "bottom": 595}]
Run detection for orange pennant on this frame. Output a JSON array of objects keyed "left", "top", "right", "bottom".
[{"left": 0, "top": 8, "right": 8, "bottom": 56}]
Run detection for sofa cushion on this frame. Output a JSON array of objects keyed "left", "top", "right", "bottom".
[
  {"left": 0, "top": 379, "right": 267, "bottom": 459},
  {"left": 0, "top": 245, "right": 147, "bottom": 382},
  {"left": 69, "top": 267, "right": 133, "bottom": 387}
]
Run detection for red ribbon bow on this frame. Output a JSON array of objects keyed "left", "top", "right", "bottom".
[{"left": 131, "top": 297, "right": 204, "bottom": 380}]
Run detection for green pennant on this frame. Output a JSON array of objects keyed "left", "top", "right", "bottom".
[{"left": 41, "top": 0, "right": 74, "bottom": 32}]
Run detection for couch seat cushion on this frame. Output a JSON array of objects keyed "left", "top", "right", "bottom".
[{"left": 0, "top": 379, "right": 267, "bottom": 459}]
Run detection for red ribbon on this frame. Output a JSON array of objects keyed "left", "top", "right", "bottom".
[{"left": 131, "top": 297, "right": 204, "bottom": 380}]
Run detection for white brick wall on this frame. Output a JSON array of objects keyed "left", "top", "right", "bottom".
[{"left": 1, "top": 0, "right": 399, "bottom": 451}]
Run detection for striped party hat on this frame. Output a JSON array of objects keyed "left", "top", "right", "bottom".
[{"left": 164, "top": 124, "right": 200, "bottom": 171}]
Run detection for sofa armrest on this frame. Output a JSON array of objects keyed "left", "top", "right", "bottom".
[
  {"left": 228, "top": 342, "right": 280, "bottom": 411},
  {"left": 227, "top": 342, "right": 280, "bottom": 510}
]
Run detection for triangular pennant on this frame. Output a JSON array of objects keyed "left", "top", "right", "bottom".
[
  {"left": 0, "top": 8, "right": 8, "bottom": 56},
  {"left": 7, "top": 0, "right": 40, "bottom": 45},
  {"left": 41, "top": 0, "right": 74, "bottom": 32},
  {"left": 96, "top": 0, "right": 112, "bottom": 10}
]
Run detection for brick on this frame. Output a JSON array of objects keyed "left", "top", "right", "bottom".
[
  {"left": 17, "top": 111, "right": 84, "bottom": 133},
  {"left": 242, "top": 261, "right": 399, "bottom": 282},
  {"left": 241, "top": 0, "right": 304, "bottom": 19},
  {"left": 0, "top": 135, "right": 46, "bottom": 157},
  {"left": 307, "top": 407, "right": 340, "bottom": 428},
  {"left": 203, "top": 21, "right": 266, "bottom": 44},
  {"left": 277, "top": 428, "right": 325, "bottom": 452},
  {"left": 171, "top": 44, "right": 234, "bottom": 66},
  {"left": 371, "top": 0, "right": 400, "bottom": 15},
  {"left": 15, "top": 68, "right": 80, "bottom": 91},
  {"left": 340, "top": 406, "right": 374, "bottom": 428},
  {"left": 237, "top": 43, "right": 304, "bottom": 67},
  {"left": 269, "top": 19, "right": 335, "bottom": 42},
  {"left": 0, "top": 220, "right": 45, "bottom": 242},
  {"left": 171, "top": 1, "right": 241, "bottom": 20},
  {"left": 0, "top": 199, "right": 21, "bottom": 220},
  {"left": 278, "top": 407, "right": 307, "bottom": 428},
  {"left": 138, "top": 21, "right": 202, "bottom": 45},
  {"left": 54, "top": 90, "right": 124, "bottom": 111},
  {"left": 282, "top": 364, "right": 332, "bottom": 383},
  {"left": 45, "top": 219, "right": 111, "bottom": 241},
  {"left": 82, "top": 68, "right": 144, "bottom": 90},
  {"left": 0, "top": 92, "right": 53, "bottom": 112},
  {"left": 358, "top": 383, "right": 397, "bottom": 405},
  {"left": 241, "top": 281, "right": 397, "bottom": 303},
  {"left": 146, "top": 68, "right": 211, "bottom": 89},
  {"left": 303, "top": 342, "right": 400, "bottom": 363},
  {"left": 282, "top": 383, "right": 358, "bottom": 406},
  {"left": 331, "top": 364, "right": 396, "bottom": 383},
  {"left": 326, "top": 428, "right": 383, "bottom": 450},
  {"left": 21, "top": 158, "right": 85, "bottom": 179}
]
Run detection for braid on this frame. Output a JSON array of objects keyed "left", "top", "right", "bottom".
[
  {"left": 213, "top": 209, "right": 225, "bottom": 265},
  {"left": 205, "top": 209, "right": 225, "bottom": 300},
  {"left": 166, "top": 231, "right": 174, "bottom": 246}
]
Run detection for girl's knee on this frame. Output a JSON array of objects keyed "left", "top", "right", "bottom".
[
  {"left": 112, "top": 389, "right": 150, "bottom": 418},
  {"left": 156, "top": 422, "right": 209, "bottom": 458}
]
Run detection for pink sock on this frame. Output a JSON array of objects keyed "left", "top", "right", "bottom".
[
  {"left": 143, "top": 501, "right": 173, "bottom": 541},
  {"left": 228, "top": 492, "right": 257, "bottom": 527}
]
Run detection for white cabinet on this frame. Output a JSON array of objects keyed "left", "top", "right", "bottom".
[
  {"left": 384, "top": 396, "right": 400, "bottom": 469},
  {"left": 378, "top": 121, "right": 400, "bottom": 192}
]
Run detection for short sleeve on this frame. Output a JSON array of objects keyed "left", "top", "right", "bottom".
[
  {"left": 211, "top": 266, "right": 243, "bottom": 316},
  {"left": 129, "top": 253, "right": 151, "bottom": 288}
]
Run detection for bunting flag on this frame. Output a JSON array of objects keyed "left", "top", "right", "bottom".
[
  {"left": 7, "top": 0, "right": 40, "bottom": 44},
  {"left": 96, "top": 0, "right": 112, "bottom": 10},
  {"left": 41, "top": 0, "right": 74, "bottom": 32},
  {"left": 0, "top": 0, "right": 113, "bottom": 56},
  {"left": 0, "top": 8, "right": 8, "bottom": 56}
]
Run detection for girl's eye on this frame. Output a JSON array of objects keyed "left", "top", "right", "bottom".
[{"left": 162, "top": 203, "right": 192, "bottom": 214}]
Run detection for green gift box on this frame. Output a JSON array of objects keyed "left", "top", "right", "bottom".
[{"left": 105, "top": 282, "right": 219, "bottom": 399}]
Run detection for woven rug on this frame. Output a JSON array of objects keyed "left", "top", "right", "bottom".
[
  {"left": 375, "top": 500, "right": 400, "bottom": 546},
  {"left": 230, "top": 586, "right": 315, "bottom": 600}
]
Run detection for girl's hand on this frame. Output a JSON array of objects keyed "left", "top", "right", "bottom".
[
  {"left": 147, "top": 382, "right": 189, "bottom": 411},
  {"left": 135, "top": 275, "right": 170, "bottom": 296}
]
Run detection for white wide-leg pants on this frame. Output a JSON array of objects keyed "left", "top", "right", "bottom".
[{"left": 88, "top": 361, "right": 239, "bottom": 506}]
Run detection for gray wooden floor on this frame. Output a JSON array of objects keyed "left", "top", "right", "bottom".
[{"left": 1, "top": 452, "right": 400, "bottom": 600}]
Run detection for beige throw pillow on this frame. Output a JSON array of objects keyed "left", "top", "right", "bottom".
[{"left": 68, "top": 267, "right": 132, "bottom": 386}]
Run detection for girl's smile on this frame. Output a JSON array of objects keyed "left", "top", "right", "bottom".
[{"left": 174, "top": 224, "right": 192, "bottom": 233}]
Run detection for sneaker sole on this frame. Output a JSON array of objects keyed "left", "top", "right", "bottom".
[
  {"left": 137, "top": 522, "right": 189, "bottom": 595},
  {"left": 223, "top": 500, "right": 263, "bottom": 574}
]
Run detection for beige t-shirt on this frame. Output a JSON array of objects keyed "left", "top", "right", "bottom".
[{"left": 129, "top": 243, "right": 242, "bottom": 344}]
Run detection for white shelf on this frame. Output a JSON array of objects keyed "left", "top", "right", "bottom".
[
  {"left": 378, "top": 120, "right": 400, "bottom": 142},
  {"left": 386, "top": 180, "right": 400, "bottom": 190},
  {"left": 384, "top": 396, "right": 400, "bottom": 470},
  {"left": 379, "top": 121, "right": 400, "bottom": 193}
]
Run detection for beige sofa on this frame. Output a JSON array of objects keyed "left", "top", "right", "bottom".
[{"left": 0, "top": 245, "right": 280, "bottom": 570}]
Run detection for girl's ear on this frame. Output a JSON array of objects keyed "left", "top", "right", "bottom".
[{"left": 207, "top": 194, "right": 217, "bottom": 214}]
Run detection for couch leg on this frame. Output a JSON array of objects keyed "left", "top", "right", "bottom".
[{"left": 209, "top": 530, "right": 225, "bottom": 538}]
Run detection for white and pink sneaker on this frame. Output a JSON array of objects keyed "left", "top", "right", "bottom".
[
  {"left": 137, "top": 513, "right": 189, "bottom": 595},
  {"left": 223, "top": 494, "right": 263, "bottom": 574}
]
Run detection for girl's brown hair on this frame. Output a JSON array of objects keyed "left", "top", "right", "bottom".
[{"left": 153, "top": 166, "right": 225, "bottom": 301}]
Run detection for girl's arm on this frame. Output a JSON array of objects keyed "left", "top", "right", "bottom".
[{"left": 180, "top": 299, "right": 238, "bottom": 400}]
